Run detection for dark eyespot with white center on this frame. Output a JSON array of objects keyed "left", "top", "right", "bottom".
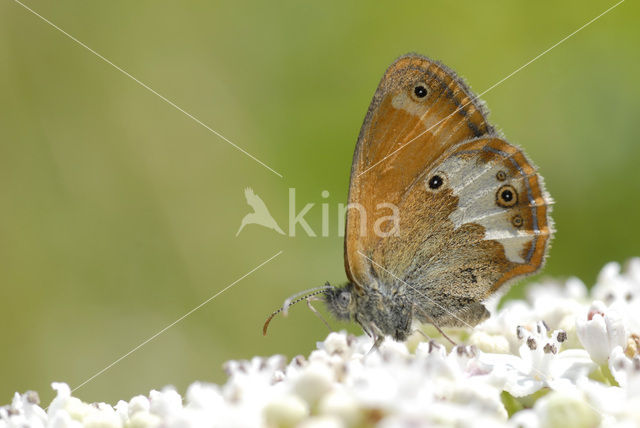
[
  {"left": 496, "top": 184, "right": 518, "bottom": 208},
  {"left": 429, "top": 175, "right": 443, "bottom": 189},
  {"left": 411, "top": 82, "right": 429, "bottom": 101},
  {"left": 426, "top": 174, "right": 446, "bottom": 192}
]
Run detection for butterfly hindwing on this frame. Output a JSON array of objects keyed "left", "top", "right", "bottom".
[{"left": 367, "top": 137, "right": 552, "bottom": 327}]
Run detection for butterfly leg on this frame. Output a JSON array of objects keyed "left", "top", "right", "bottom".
[
  {"left": 354, "top": 314, "right": 372, "bottom": 338},
  {"left": 367, "top": 334, "right": 385, "bottom": 355},
  {"left": 306, "top": 297, "right": 333, "bottom": 332},
  {"left": 429, "top": 322, "right": 457, "bottom": 346},
  {"left": 365, "top": 322, "right": 387, "bottom": 354},
  {"left": 413, "top": 305, "right": 458, "bottom": 346},
  {"left": 413, "top": 329, "right": 430, "bottom": 342},
  {"left": 354, "top": 316, "right": 386, "bottom": 352}
]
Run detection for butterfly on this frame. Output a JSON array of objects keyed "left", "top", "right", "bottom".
[{"left": 264, "top": 53, "right": 553, "bottom": 346}]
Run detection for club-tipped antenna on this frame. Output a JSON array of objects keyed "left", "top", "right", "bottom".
[{"left": 262, "top": 283, "right": 332, "bottom": 336}]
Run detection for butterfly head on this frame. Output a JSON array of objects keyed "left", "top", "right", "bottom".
[
  {"left": 323, "top": 283, "right": 356, "bottom": 321},
  {"left": 324, "top": 283, "right": 412, "bottom": 341}
]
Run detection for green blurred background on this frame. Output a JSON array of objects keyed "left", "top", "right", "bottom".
[{"left": 1, "top": 0, "right": 638, "bottom": 405}]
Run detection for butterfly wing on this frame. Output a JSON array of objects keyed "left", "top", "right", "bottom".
[
  {"left": 345, "top": 54, "right": 553, "bottom": 327},
  {"left": 369, "top": 137, "right": 553, "bottom": 327},
  {"left": 345, "top": 53, "right": 495, "bottom": 291}
]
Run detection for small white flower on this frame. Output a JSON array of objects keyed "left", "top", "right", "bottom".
[
  {"left": 0, "top": 393, "right": 45, "bottom": 428},
  {"left": 126, "top": 411, "right": 162, "bottom": 428},
  {"left": 592, "top": 260, "right": 640, "bottom": 335},
  {"left": 262, "top": 394, "right": 308, "bottom": 427},
  {"left": 320, "top": 332, "right": 352, "bottom": 356},
  {"left": 297, "top": 415, "right": 343, "bottom": 428},
  {"left": 576, "top": 301, "right": 627, "bottom": 365},
  {"left": 469, "top": 330, "right": 511, "bottom": 354},
  {"left": 48, "top": 410, "right": 83, "bottom": 428},
  {"left": 574, "top": 376, "right": 640, "bottom": 426},
  {"left": 473, "top": 300, "right": 538, "bottom": 354},
  {"left": 609, "top": 346, "right": 640, "bottom": 397},
  {"left": 292, "top": 362, "right": 335, "bottom": 406},
  {"left": 148, "top": 387, "right": 182, "bottom": 418},
  {"left": 82, "top": 404, "right": 121, "bottom": 428},
  {"left": 508, "top": 409, "right": 540, "bottom": 428},
  {"left": 126, "top": 395, "right": 150, "bottom": 417},
  {"left": 46, "top": 383, "right": 93, "bottom": 426},
  {"left": 481, "top": 322, "right": 595, "bottom": 397},
  {"left": 530, "top": 389, "right": 601, "bottom": 428},
  {"left": 8, "top": 391, "right": 46, "bottom": 428},
  {"left": 592, "top": 262, "right": 633, "bottom": 304},
  {"left": 184, "top": 382, "right": 224, "bottom": 413},
  {"left": 47, "top": 383, "right": 72, "bottom": 419},
  {"left": 318, "top": 388, "right": 361, "bottom": 427}
]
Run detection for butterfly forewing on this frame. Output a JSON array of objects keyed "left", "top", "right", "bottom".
[{"left": 345, "top": 54, "right": 494, "bottom": 290}]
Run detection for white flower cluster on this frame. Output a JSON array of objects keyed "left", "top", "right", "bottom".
[{"left": 3, "top": 260, "right": 640, "bottom": 428}]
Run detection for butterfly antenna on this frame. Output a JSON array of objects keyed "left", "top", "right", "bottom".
[{"left": 262, "top": 284, "right": 332, "bottom": 336}]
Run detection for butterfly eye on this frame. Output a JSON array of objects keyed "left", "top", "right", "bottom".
[
  {"left": 496, "top": 170, "right": 507, "bottom": 181},
  {"left": 426, "top": 174, "right": 446, "bottom": 191},
  {"left": 411, "top": 82, "right": 429, "bottom": 101},
  {"left": 496, "top": 185, "right": 518, "bottom": 208},
  {"left": 511, "top": 214, "right": 523, "bottom": 228},
  {"left": 338, "top": 291, "right": 351, "bottom": 307}
]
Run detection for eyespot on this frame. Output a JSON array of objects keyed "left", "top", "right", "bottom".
[
  {"left": 511, "top": 214, "right": 523, "bottom": 228},
  {"left": 411, "top": 82, "right": 429, "bottom": 101},
  {"left": 496, "top": 170, "right": 507, "bottom": 181},
  {"left": 496, "top": 184, "right": 518, "bottom": 208},
  {"left": 426, "top": 173, "right": 446, "bottom": 191}
]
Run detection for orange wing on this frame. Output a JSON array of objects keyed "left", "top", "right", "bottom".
[{"left": 344, "top": 54, "right": 494, "bottom": 291}]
